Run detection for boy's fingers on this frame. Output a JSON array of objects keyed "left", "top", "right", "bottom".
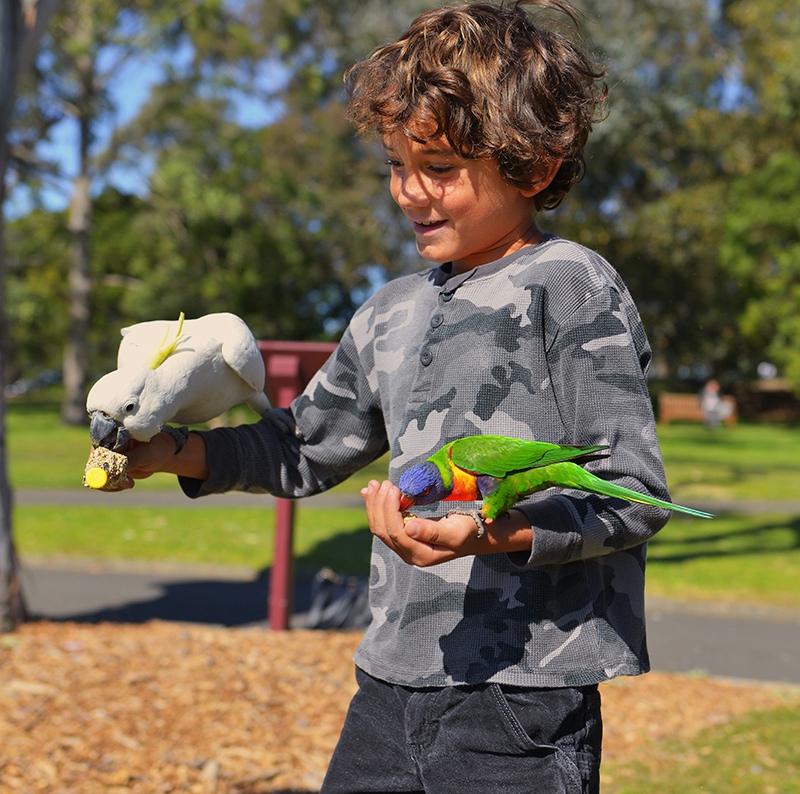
[{"left": 407, "top": 514, "right": 481, "bottom": 550}]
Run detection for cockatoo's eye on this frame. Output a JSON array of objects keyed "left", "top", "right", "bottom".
[{"left": 124, "top": 401, "right": 137, "bottom": 414}]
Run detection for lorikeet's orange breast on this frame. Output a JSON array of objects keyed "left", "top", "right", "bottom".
[{"left": 443, "top": 464, "right": 479, "bottom": 502}]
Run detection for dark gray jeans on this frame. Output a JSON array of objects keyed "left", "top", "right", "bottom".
[{"left": 321, "top": 667, "right": 602, "bottom": 793}]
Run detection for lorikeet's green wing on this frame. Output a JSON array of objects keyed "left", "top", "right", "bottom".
[{"left": 449, "top": 435, "right": 608, "bottom": 478}]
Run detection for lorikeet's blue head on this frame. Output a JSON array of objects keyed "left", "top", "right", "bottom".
[{"left": 398, "top": 461, "right": 452, "bottom": 510}]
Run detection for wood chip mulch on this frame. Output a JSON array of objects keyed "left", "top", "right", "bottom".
[{"left": 1, "top": 621, "right": 798, "bottom": 793}]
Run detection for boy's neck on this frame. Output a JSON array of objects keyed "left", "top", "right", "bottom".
[{"left": 448, "top": 224, "right": 549, "bottom": 275}]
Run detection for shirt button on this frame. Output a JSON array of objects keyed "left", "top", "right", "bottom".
[
  {"left": 420, "top": 350, "right": 432, "bottom": 366},
  {"left": 430, "top": 313, "right": 444, "bottom": 328}
]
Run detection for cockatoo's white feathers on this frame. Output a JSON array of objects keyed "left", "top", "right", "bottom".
[{"left": 87, "top": 312, "right": 272, "bottom": 446}]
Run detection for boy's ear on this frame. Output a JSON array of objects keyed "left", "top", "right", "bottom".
[{"left": 519, "top": 160, "right": 562, "bottom": 198}]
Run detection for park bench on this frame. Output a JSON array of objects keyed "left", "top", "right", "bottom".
[{"left": 658, "top": 392, "right": 737, "bottom": 426}]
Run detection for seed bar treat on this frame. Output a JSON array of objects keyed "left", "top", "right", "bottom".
[{"left": 83, "top": 446, "right": 128, "bottom": 490}]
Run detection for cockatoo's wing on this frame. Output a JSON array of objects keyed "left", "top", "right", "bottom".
[
  {"left": 201, "top": 313, "right": 271, "bottom": 416},
  {"left": 210, "top": 313, "right": 266, "bottom": 392}
]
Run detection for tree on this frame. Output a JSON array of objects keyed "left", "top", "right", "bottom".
[
  {"left": 20, "top": 0, "right": 179, "bottom": 424},
  {"left": 716, "top": 0, "right": 800, "bottom": 388},
  {"left": 112, "top": 95, "right": 402, "bottom": 343},
  {"left": 4, "top": 1, "right": 434, "bottom": 382},
  {"left": 5, "top": 188, "right": 146, "bottom": 381},
  {"left": 549, "top": 0, "right": 743, "bottom": 381},
  {"left": 1, "top": 0, "right": 60, "bottom": 630},
  {"left": 74, "top": 0, "right": 432, "bottom": 350},
  {"left": 722, "top": 153, "right": 800, "bottom": 387}
]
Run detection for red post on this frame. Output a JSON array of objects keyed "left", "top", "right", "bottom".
[{"left": 259, "top": 341, "right": 338, "bottom": 630}]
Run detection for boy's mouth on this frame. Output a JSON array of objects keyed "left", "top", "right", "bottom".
[{"left": 412, "top": 219, "right": 446, "bottom": 234}]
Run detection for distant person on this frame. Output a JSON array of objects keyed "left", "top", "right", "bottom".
[
  {"left": 120, "top": 2, "right": 679, "bottom": 791},
  {"left": 700, "top": 379, "right": 732, "bottom": 429}
]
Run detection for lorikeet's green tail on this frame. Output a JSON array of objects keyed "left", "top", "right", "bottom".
[{"left": 493, "top": 461, "right": 713, "bottom": 520}]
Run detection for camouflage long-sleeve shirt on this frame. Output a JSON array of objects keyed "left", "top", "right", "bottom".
[{"left": 182, "top": 237, "right": 672, "bottom": 687}]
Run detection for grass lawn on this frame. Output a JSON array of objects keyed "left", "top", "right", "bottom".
[
  {"left": 646, "top": 512, "right": 800, "bottom": 608},
  {"left": 6, "top": 401, "right": 391, "bottom": 492},
  {"left": 658, "top": 421, "right": 800, "bottom": 503},
  {"left": 603, "top": 705, "right": 800, "bottom": 794},
  {"left": 15, "top": 504, "right": 374, "bottom": 575}
]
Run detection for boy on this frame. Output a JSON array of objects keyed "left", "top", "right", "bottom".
[{"left": 124, "top": 2, "right": 672, "bottom": 791}]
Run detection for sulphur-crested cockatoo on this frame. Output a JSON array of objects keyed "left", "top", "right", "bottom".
[{"left": 87, "top": 312, "right": 271, "bottom": 449}]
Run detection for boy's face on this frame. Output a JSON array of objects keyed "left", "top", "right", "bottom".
[{"left": 384, "top": 133, "right": 540, "bottom": 273}]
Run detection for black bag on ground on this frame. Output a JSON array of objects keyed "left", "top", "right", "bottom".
[{"left": 306, "top": 567, "right": 371, "bottom": 630}]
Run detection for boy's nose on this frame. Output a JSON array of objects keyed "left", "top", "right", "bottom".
[{"left": 393, "top": 171, "right": 429, "bottom": 208}]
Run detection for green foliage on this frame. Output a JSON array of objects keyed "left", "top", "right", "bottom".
[
  {"left": 4, "top": 209, "right": 71, "bottom": 381},
  {"left": 721, "top": 151, "right": 800, "bottom": 387},
  {"left": 6, "top": 0, "right": 800, "bottom": 393},
  {"left": 118, "top": 99, "right": 400, "bottom": 341},
  {"left": 5, "top": 189, "right": 152, "bottom": 380}
]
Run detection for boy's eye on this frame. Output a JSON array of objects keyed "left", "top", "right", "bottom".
[
  {"left": 384, "top": 158, "right": 402, "bottom": 169},
  {"left": 428, "top": 164, "right": 454, "bottom": 175}
]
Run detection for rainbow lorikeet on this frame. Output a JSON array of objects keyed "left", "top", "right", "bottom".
[{"left": 397, "top": 435, "right": 712, "bottom": 537}]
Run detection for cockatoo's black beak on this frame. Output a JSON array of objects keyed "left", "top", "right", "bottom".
[{"left": 89, "top": 411, "right": 129, "bottom": 450}]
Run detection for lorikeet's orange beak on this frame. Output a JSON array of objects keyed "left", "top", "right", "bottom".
[{"left": 399, "top": 494, "right": 415, "bottom": 511}]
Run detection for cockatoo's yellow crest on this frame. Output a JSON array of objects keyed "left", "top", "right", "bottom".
[{"left": 146, "top": 312, "right": 185, "bottom": 370}]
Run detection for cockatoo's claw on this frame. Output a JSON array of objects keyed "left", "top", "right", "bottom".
[
  {"left": 446, "top": 510, "right": 486, "bottom": 539},
  {"left": 161, "top": 425, "right": 190, "bottom": 454}
]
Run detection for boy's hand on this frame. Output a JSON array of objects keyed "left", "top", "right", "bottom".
[
  {"left": 362, "top": 479, "right": 523, "bottom": 567},
  {"left": 123, "top": 434, "right": 182, "bottom": 486},
  {"left": 102, "top": 431, "right": 209, "bottom": 490},
  {"left": 95, "top": 434, "right": 179, "bottom": 491}
]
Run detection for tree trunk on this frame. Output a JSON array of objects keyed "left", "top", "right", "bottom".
[
  {"left": 0, "top": 206, "right": 27, "bottom": 630},
  {"left": 0, "top": 0, "right": 61, "bottom": 629},
  {"left": 60, "top": 4, "right": 93, "bottom": 426},
  {"left": 61, "top": 171, "right": 91, "bottom": 425},
  {"left": 0, "top": 0, "right": 28, "bottom": 630}
]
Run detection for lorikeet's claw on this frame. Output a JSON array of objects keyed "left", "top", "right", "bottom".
[{"left": 446, "top": 510, "right": 486, "bottom": 539}]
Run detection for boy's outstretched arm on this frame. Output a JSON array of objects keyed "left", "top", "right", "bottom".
[
  {"left": 113, "top": 431, "right": 211, "bottom": 489},
  {"left": 362, "top": 479, "right": 533, "bottom": 567}
]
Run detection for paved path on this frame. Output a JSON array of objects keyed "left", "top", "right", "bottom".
[{"left": 15, "top": 490, "right": 800, "bottom": 686}]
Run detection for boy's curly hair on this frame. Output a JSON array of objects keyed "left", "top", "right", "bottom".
[{"left": 345, "top": 0, "right": 607, "bottom": 211}]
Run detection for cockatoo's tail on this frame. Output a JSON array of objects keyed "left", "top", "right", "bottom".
[{"left": 83, "top": 447, "right": 128, "bottom": 490}]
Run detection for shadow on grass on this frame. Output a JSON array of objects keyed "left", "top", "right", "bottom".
[
  {"left": 24, "top": 525, "right": 373, "bottom": 627},
  {"left": 294, "top": 523, "right": 373, "bottom": 578},
  {"left": 648, "top": 513, "right": 800, "bottom": 564}
]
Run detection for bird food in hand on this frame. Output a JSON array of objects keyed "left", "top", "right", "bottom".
[{"left": 83, "top": 446, "right": 128, "bottom": 490}]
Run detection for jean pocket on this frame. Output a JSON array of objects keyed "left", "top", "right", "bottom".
[{"left": 489, "top": 683, "right": 589, "bottom": 790}]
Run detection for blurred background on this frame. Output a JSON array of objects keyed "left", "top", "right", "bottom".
[{"left": 2, "top": 0, "right": 799, "bottom": 424}]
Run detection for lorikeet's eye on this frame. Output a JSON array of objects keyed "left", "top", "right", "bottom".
[{"left": 421, "top": 486, "right": 432, "bottom": 496}]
